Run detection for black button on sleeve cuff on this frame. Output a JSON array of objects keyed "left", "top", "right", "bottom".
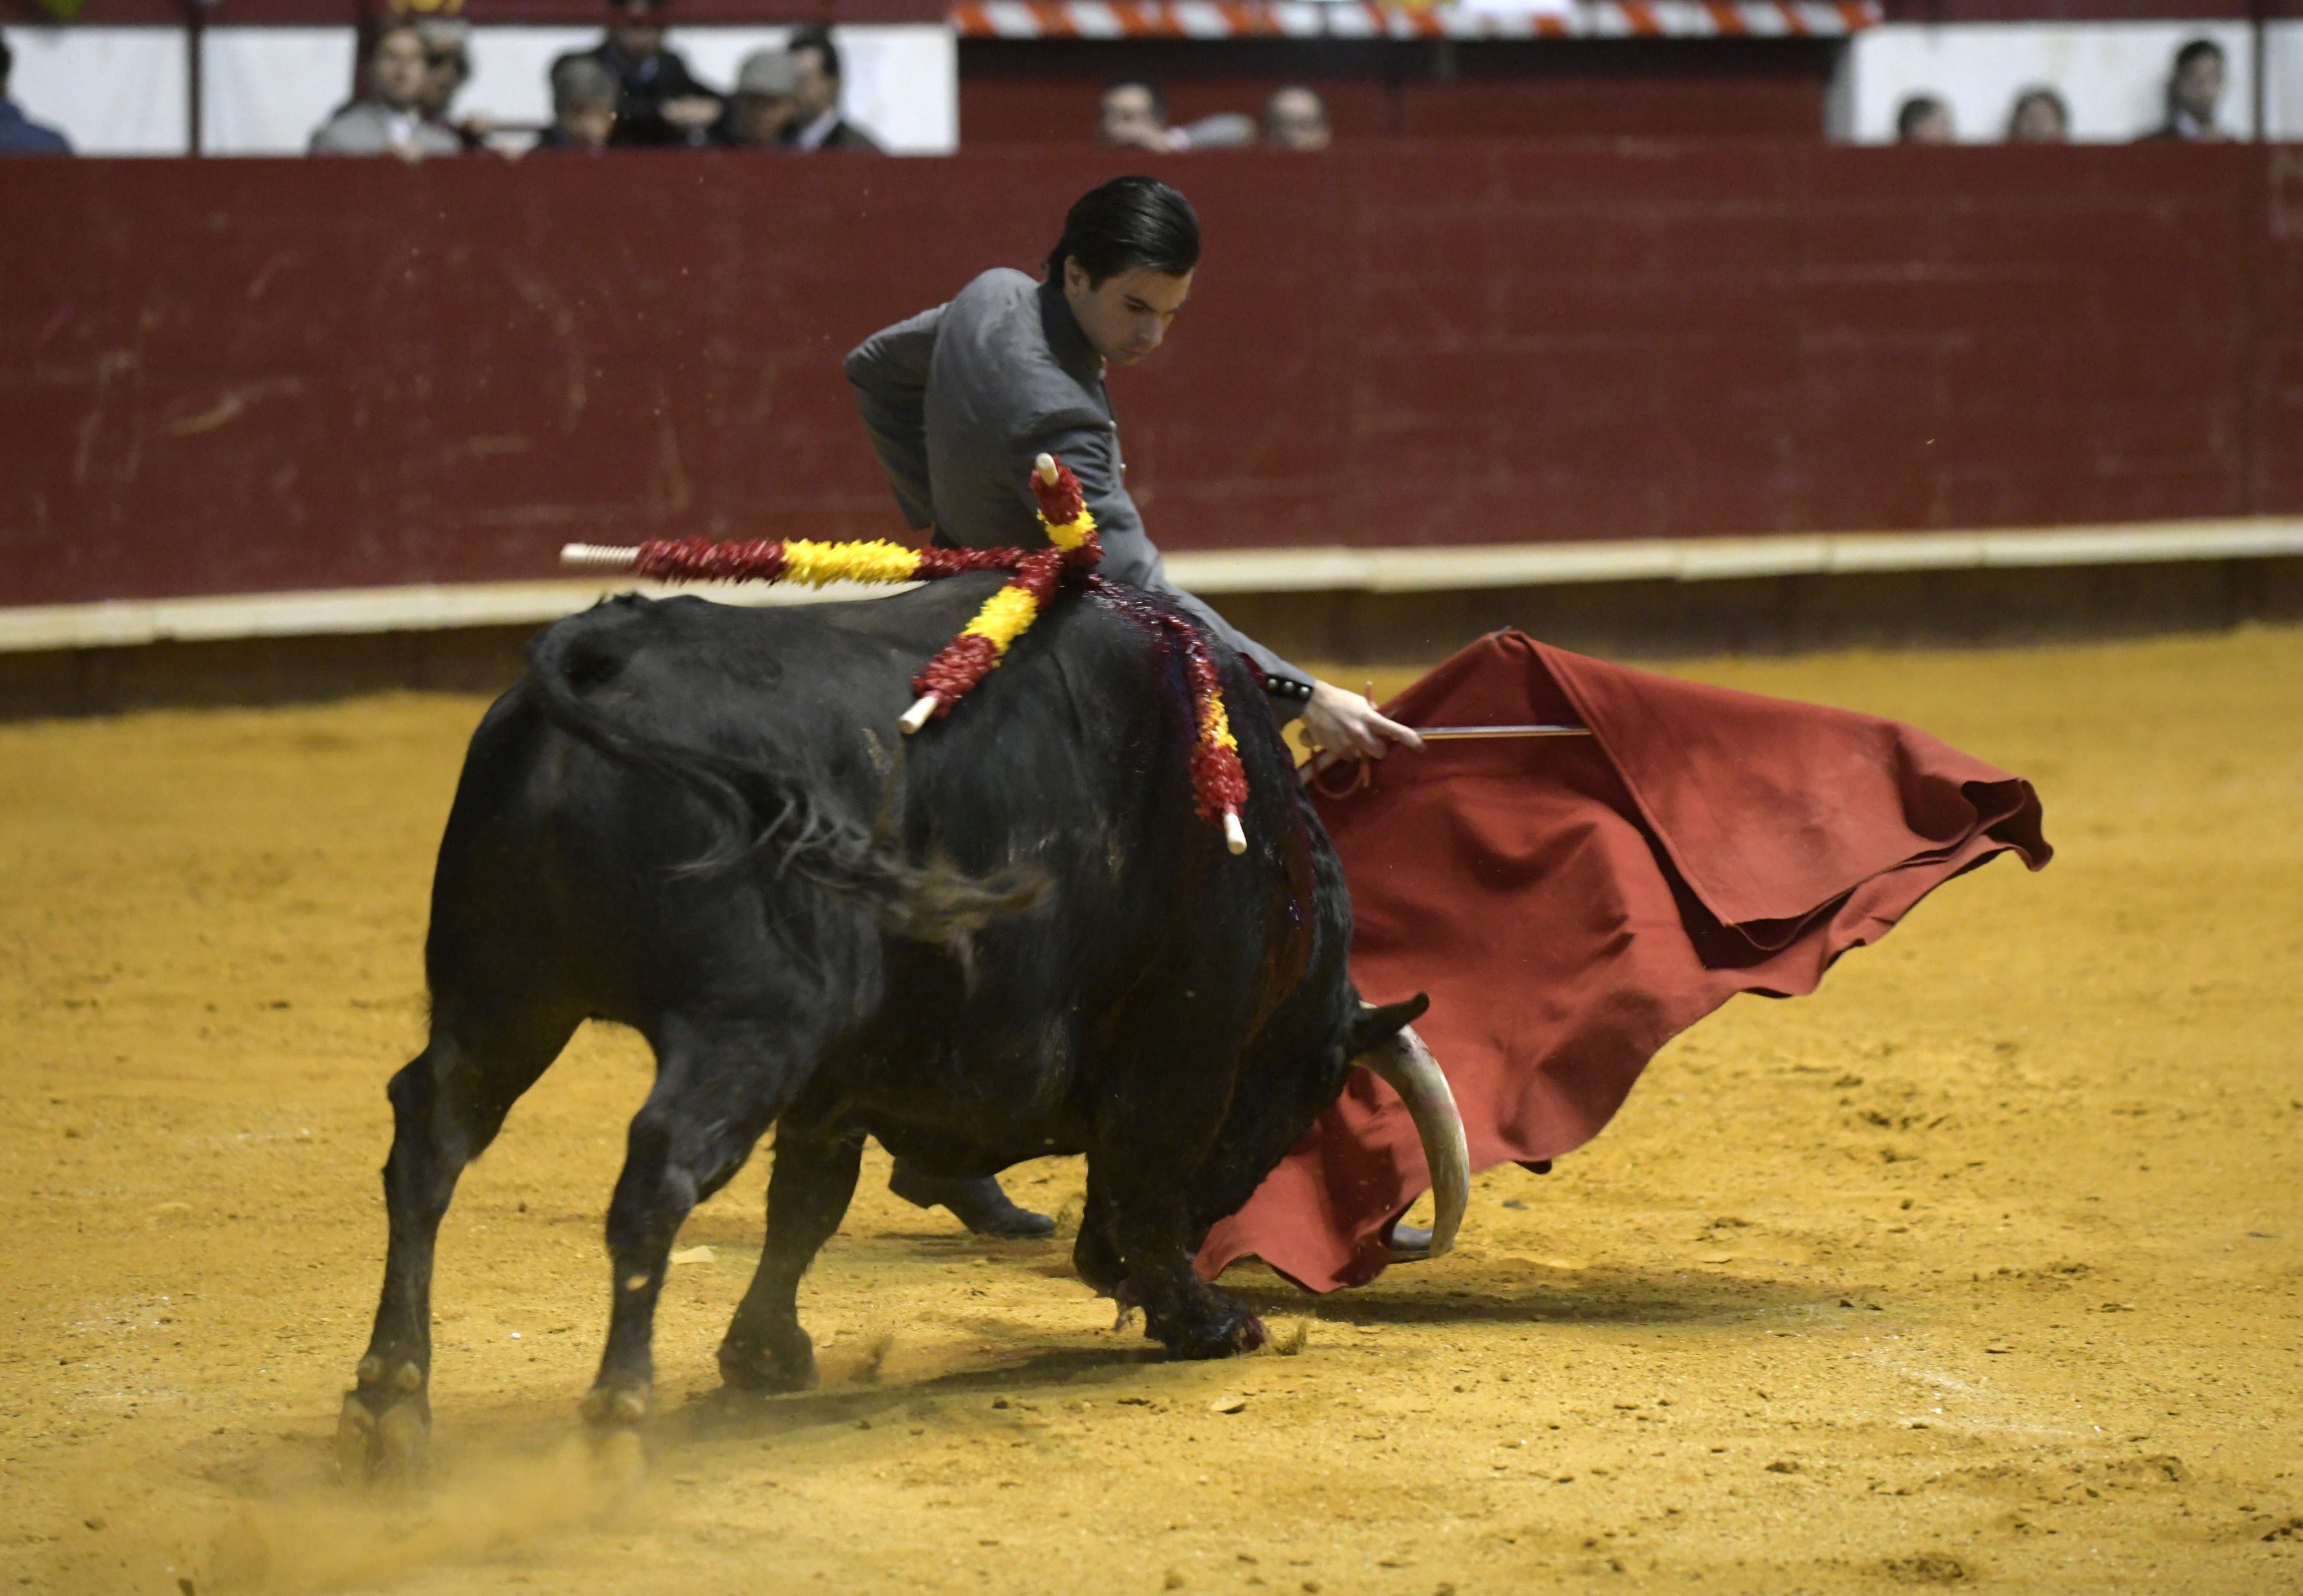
[{"left": 1263, "top": 675, "right": 1314, "bottom": 703}]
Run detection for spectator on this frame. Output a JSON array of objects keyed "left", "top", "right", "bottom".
[
  {"left": 781, "top": 28, "right": 880, "bottom": 151},
  {"left": 414, "top": 20, "right": 494, "bottom": 151},
  {"left": 311, "top": 24, "right": 461, "bottom": 158},
  {"left": 1175, "top": 112, "right": 1253, "bottom": 149},
  {"left": 0, "top": 37, "right": 72, "bottom": 155},
  {"left": 1100, "top": 78, "right": 1171, "bottom": 152},
  {"left": 2142, "top": 38, "right": 2227, "bottom": 141},
  {"left": 2006, "top": 86, "right": 2069, "bottom": 143},
  {"left": 1895, "top": 94, "right": 1954, "bottom": 144},
  {"left": 554, "top": 0, "right": 721, "bottom": 149},
  {"left": 1265, "top": 84, "right": 1330, "bottom": 151},
  {"left": 535, "top": 56, "right": 619, "bottom": 153},
  {"left": 718, "top": 48, "right": 797, "bottom": 149}
]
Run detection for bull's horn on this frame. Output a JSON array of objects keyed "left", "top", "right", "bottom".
[{"left": 1352, "top": 1023, "right": 1469, "bottom": 1262}]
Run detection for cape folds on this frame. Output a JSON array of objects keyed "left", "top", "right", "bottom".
[{"left": 1197, "top": 633, "right": 2050, "bottom": 1293}]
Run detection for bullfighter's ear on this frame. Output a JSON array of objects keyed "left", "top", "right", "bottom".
[{"left": 1347, "top": 993, "right": 1430, "bottom": 1057}]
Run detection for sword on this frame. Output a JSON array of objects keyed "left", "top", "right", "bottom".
[
  {"left": 1412, "top": 724, "right": 1591, "bottom": 741},
  {"left": 1302, "top": 721, "right": 1592, "bottom": 793}
]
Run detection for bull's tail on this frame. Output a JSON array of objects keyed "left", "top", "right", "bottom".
[{"left": 524, "top": 607, "right": 1046, "bottom": 945}]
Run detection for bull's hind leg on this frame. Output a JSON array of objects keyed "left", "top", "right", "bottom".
[
  {"left": 340, "top": 1007, "right": 576, "bottom": 1484},
  {"left": 717, "top": 1124, "right": 865, "bottom": 1392},
  {"left": 584, "top": 1015, "right": 821, "bottom": 1428}
]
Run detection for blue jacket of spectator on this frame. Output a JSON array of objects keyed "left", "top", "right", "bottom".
[{"left": 0, "top": 99, "right": 71, "bottom": 154}]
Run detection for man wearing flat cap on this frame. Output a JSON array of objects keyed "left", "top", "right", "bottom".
[{"left": 717, "top": 48, "right": 799, "bottom": 149}]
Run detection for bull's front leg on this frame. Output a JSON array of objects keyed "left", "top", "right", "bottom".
[
  {"left": 1091, "top": 1085, "right": 1265, "bottom": 1359},
  {"left": 1105, "top": 1184, "right": 1266, "bottom": 1360},
  {"left": 718, "top": 1124, "right": 864, "bottom": 1392}
]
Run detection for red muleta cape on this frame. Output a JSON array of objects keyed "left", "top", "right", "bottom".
[{"left": 1197, "top": 632, "right": 2050, "bottom": 1293}]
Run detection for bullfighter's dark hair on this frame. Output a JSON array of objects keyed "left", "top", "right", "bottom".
[
  {"left": 1044, "top": 176, "right": 1201, "bottom": 286},
  {"left": 790, "top": 25, "right": 842, "bottom": 81}
]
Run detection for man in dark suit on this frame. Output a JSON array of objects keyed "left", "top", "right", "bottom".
[
  {"left": 844, "top": 176, "right": 1422, "bottom": 1235},
  {"left": 553, "top": 0, "right": 721, "bottom": 149},
  {"left": 2140, "top": 37, "right": 2229, "bottom": 141},
  {"left": 780, "top": 28, "right": 882, "bottom": 153}
]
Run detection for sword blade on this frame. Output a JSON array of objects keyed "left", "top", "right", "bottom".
[{"left": 1413, "top": 724, "right": 1592, "bottom": 740}]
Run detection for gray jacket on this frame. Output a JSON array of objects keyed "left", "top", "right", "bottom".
[
  {"left": 309, "top": 103, "right": 462, "bottom": 157},
  {"left": 845, "top": 268, "right": 1311, "bottom": 711}
]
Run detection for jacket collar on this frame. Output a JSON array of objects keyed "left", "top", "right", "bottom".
[{"left": 1038, "top": 276, "right": 1104, "bottom": 383}]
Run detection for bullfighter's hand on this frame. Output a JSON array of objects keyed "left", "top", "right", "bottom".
[{"left": 1302, "top": 679, "right": 1424, "bottom": 762}]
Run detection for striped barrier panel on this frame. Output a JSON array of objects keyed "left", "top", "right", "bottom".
[{"left": 950, "top": 1, "right": 1881, "bottom": 41}]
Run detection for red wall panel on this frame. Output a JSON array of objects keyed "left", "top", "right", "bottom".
[
  {"left": 956, "top": 39, "right": 1838, "bottom": 146},
  {"left": 2, "top": 143, "right": 2295, "bottom": 609}
]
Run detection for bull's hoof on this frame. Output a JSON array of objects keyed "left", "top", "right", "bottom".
[
  {"left": 1156, "top": 1301, "right": 1267, "bottom": 1362},
  {"left": 578, "top": 1383, "right": 651, "bottom": 1428},
  {"left": 336, "top": 1361, "right": 430, "bottom": 1485},
  {"left": 717, "top": 1331, "right": 819, "bottom": 1394}
]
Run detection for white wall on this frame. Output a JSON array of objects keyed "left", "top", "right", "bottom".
[
  {"left": 1844, "top": 20, "right": 2303, "bottom": 143},
  {"left": 4, "top": 24, "right": 186, "bottom": 154},
  {"left": 3, "top": 21, "right": 956, "bottom": 157},
  {"left": 201, "top": 28, "right": 357, "bottom": 155}
]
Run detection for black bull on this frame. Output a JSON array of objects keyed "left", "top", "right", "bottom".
[{"left": 336, "top": 575, "right": 1461, "bottom": 1482}]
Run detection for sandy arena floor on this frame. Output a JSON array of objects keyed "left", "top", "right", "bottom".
[{"left": 2, "top": 627, "right": 2299, "bottom": 1596}]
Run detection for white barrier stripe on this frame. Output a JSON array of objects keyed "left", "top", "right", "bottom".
[
  {"left": 983, "top": 0, "right": 1042, "bottom": 36},
  {"left": 1175, "top": 0, "right": 1234, "bottom": 35},
  {"left": 5, "top": 518, "right": 2292, "bottom": 653},
  {"left": 1070, "top": 1, "right": 1127, "bottom": 36},
  {"left": 0, "top": 577, "right": 919, "bottom": 655},
  {"left": 1273, "top": 1, "right": 1330, "bottom": 35}
]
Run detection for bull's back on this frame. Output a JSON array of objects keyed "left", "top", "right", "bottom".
[{"left": 428, "top": 582, "right": 1324, "bottom": 1059}]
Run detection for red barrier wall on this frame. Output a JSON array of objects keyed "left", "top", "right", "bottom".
[
  {"left": 5, "top": 144, "right": 2299, "bottom": 609},
  {"left": 957, "top": 39, "right": 1841, "bottom": 143}
]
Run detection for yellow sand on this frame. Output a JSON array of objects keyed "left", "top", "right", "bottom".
[{"left": 1, "top": 627, "right": 2298, "bottom": 1595}]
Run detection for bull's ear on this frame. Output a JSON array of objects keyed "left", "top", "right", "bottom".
[{"left": 1347, "top": 993, "right": 1430, "bottom": 1057}]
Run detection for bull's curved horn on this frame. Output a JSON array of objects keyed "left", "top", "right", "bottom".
[{"left": 1352, "top": 1022, "right": 1469, "bottom": 1261}]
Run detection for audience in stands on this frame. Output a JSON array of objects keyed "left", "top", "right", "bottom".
[
  {"left": 1100, "top": 78, "right": 1171, "bottom": 152},
  {"left": 536, "top": 56, "right": 619, "bottom": 153},
  {"left": 2142, "top": 38, "right": 2227, "bottom": 140},
  {"left": 414, "top": 20, "right": 492, "bottom": 151},
  {"left": 311, "top": 24, "right": 462, "bottom": 158},
  {"left": 1096, "top": 78, "right": 1261, "bottom": 151},
  {"left": 1265, "top": 85, "right": 1330, "bottom": 151},
  {"left": 555, "top": 0, "right": 721, "bottom": 148},
  {"left": 718, "top": 48, "right": 798, "bottom": 149},
  {"left": 782, "top": 28, "right": 881, "bottom": 151},
  {"left": 1895, "top": 95, "right": 1954, "bottom": 143},
  {"left": 0, "top": 37, "right": 72, "bottom": 155},
  {"left": 2006, "top": 87, "right": 2069, "bottom": 143}
]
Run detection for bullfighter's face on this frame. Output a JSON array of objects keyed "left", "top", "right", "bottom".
[{"left": 1063, "top": 261, "right": 1194, "bottom": 368}]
